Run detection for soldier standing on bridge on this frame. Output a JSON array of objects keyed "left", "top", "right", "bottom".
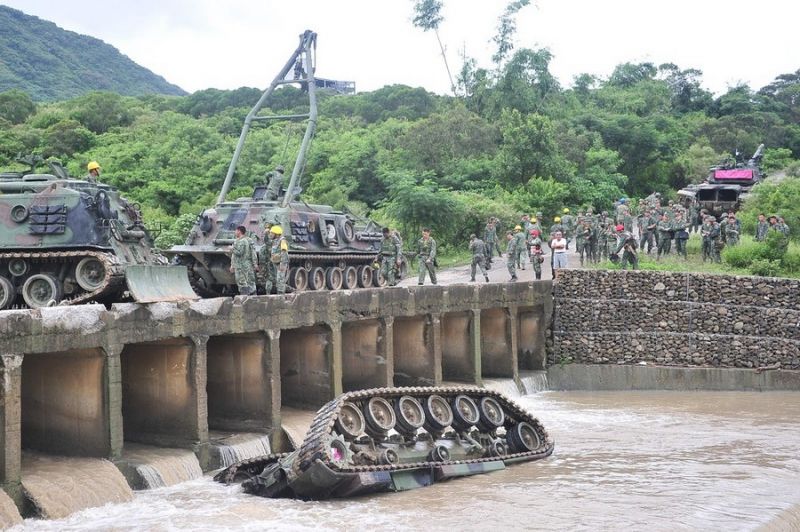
[
  {"left": 378, "top": 227, "right": 402, "bottom": 286},
  {"left": 484, "top": 218, "right": 498, "bottom": 264},
  {"left": 260, "top": 224, "right": 290, "bottom": 294},
  {"left": 505, "top": 231, "right": 518, "bottom": 281},
  {"left": 469, "top": 234, "right": 490, "bottom": 282},
  {"left": 416, "top": 228, "right": 437, "bottom": 285},
  {"left": 230, "top": 225, "right": 257, "bottom": 295}
]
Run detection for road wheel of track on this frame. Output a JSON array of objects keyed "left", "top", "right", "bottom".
[
  {"left": 506, "top": 421, "right": 541, "bottom": 453},
  {"left": 288, "top": 267, "right": 308, "bottom": 291},
  {"left": 75, "top": 257, "right": 107, "bottom": 291},
  {"left": 363, "top": 397, "right": 396, "bottom": 439},
  {"left": 357, "top": 265, "right": 373, "bottom": 288},
  {"left": 373, "top": 267, "right": 386, "bottom": 287},
  {"left": 394, "top": 395, "right": 426, "bottom": 436},
  {"left": 335, "top": 402, "right": 365, "bottom": 440},
  {"left": 22, "top": 273, "right": 62, "bottom": 308},
  {"left": 477, "top": 396, "right": 505, "bottom": 433},
  {"left": 308, "top": 267, "right": 326, "bottom": 290},
  {"left": 423, "top": 394, "right": 454, "bottom": 434},
  {"left": 0, "top": 276, "right": 15, "bottom": 310},
  {"left": 342, "top": 266, "right": 358, "bottom": 289},
  {"left": 325, "top": 267, "right": 343, "bottom": 290},
  {"left": 451, "top": 394, "right": 480, "bottom": 431},
  {"left": 428, "top": 444, "right": 450, "bottom": 462},
  {"left": 8, "top": 258, "right": 28, "bottom": 277}
]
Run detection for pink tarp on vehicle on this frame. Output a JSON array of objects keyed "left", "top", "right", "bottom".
[{"left": 714, "top": 169, "right": 753, "bottom": 179}]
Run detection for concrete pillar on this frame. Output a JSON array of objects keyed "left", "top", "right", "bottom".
[
  {"left": 189, "top": 335, "right": 209, "bottom": 468},
  {"left": 471, "top": 309, "right": 482, "bottom": 386},
  {"left": 266, "top": 329, "right": 282, "bottom": 451},
  {"left": 381, "top": 317, "right": 395, "bottom": 388},
  {"left": 0, "top": 355, "right": 22, "bottom": 504},
  {"left": 430, "top": 313, "right": 443, "bottom": 385},
  {"left": 104, "top": 345, "right": 124, "bottom": 460},
  {"left": 329, "top": 322, "right": 343, "bottom": 398},
  {"left": 508, "top": 306, "right": 520, "bottom": 381}
]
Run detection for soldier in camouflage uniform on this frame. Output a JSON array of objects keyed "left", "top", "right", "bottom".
[
  {"left": 722, "top": 215, "right": 740, "bottom": 246},
  {"left": 755, "top": 213, "right": 769, "bottom": 241},
  {"left": 656, "top": 213, "right": 673, "bottom": 260},
  {"left": 577, "top": 220, "right": 593, "bottom": 266},
  {"left": 264, "top": 165, "right": 285, "bottom": 201},
  {"left": 469, "top": 234, "right": 490, "bottom": 282},
  {"left": 700, "top": 214, "right": 714, "bottom": 262},
  {"left": 777, "top": 216, "right": 791, "bottom": 237},
  {"left": 614, "top": 225, "right": 639, "bottom": 270},
  {"left": 416, "top": 228, "right": 437, "bottom": 285},
  {"left": 710, "top": 218, "right": 723, "bottom": 262},
  {"left": 513, "top": 225, "right": 528, "bottom": 270},
  {"left": 230, "top": 225, "right": 257, "bottom": 295},
  {"left": 672, "top": 212, "right": 690, "bottom": 259},
  {"left": 560, "top": 208, "right": 574, "bottom": 250},
  {"left": 484, "top": 218, "right": 499, "bottom": 264},
  {"left": 529, "top": 229, "right": 545, "bottom": 280},
  {"left": 378, "top": 227, "right": 402, "bottom": 286},
  {"left": 505, "top": 231, "right": 518, "bottom": 281},
  {"left": 638, "top": 209, "right": 657, "bottom": 254},
  {"left": 260, "top": 224, "right": 290, "bottom": 294}
]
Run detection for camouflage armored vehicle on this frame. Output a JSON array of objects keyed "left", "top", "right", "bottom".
[
  {"left": 678, "top": 144, "right": 765, "bottom": 216},
  {"left": 0, "top": 156, "right": 196, "bottom": 309},
  {"left": 166, "top": 31, "right": 404, "bottom": 296},
  {"left": 215, "top": 386, "right": 554, "bottom": 499}
]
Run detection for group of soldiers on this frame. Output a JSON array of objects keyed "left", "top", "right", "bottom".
[
  {"left": 377, "top": 227, "right": 438, "bottom": 286},
  {"left": 229, "top": 223, "right": 291, "bottom": 295}
]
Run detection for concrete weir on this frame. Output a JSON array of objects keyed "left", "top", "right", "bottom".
[{"left": 0, "top": 281, "right": 551, "bottom": 518}]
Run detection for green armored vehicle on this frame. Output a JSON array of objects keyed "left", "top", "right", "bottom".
[
  {"left": 166, "top": 30, "right": 404, "bottom": 295},
  {"left": 0, "top": 156, "right": 196, "bottom": 309},
  {"left": 216, "top": 386, "right": 554, "bottom": 499}
]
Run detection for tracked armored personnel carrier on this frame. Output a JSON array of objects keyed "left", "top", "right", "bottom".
[
  {"left": 167, "top": 30, "right": 404, "bottom": 295},
  {"left": 0, "top": 156, "right": 196, "bottom": 309},
  {"left": 678, "top": 144, "right": 765, "bottom": 216},
  {"left": 215, "top": 387, "right": 554, "bottom": 499}
]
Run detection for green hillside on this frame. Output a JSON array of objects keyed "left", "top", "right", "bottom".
[{"left": 0, "top": 5, "right": 185, "bottom": 101}]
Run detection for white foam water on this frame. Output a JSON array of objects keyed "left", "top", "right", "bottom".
[
  {"left": 209, "top": 432, "right": 272, "bottom": 468},
  {"left": 519, "top": 371, "right": 548, "bottom": 394},
  {"left": 482, "top": 378, "right": 523, "bottom": 397},
  {"left": 121, "top": 445, "right": 203, "bottom": 489}
]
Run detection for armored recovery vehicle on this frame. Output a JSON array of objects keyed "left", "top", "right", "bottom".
[
  {"left": 678, "top": 144, "right": 765, "bottom": 216},
  {"left": 166, "top": 30, "right": 405, "bottom": 296},
  {"left": 215, "top": 386, "right": 554, "bottom": 499},
  {"left": 0, "top": 156, "right": 197, "bottom": 309}
]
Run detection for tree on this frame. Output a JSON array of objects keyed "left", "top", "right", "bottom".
[
  {"left": 411, "top": 0, "right": 456, "bottom": 95},
  {"left": 0, "top": 89, "right": 36, "bottom": 124},
  {"left": 69, "top": 91, "right": 134, "bottom": 134},
  {"left": 492, "top": 0, "right": 531, "bottom": 67}
]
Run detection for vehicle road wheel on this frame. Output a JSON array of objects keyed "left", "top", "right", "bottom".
[
  {"left": 75, "top": 257, "right": 107, "bottom": 291},
  {"left": 288, "top": 267, "right": 308, "bottom": 291},
  {"left": 356, "top": 265, "right": 373, "bottom": 288},
  {"left": 363, "top": 397, "right": 396, "bottom": 439},
  {"left": 308, "top": 267, "right": 326, "bottom": 290},
  {"left": 373, "top": 268, "right": 386, "bottom": 287},
  {"left": 335, "top": 402, "right": 366, "bottom": 440},
  {"left": 451, "top": 395, "right": 480, "bottom": 431},
  {"left": 477, "top": 396, "right": 505, "bottom": 433},
  {"left": 423, "top": 394, "right": 454, "bottom": 434},
  {"left": 0, "top": 276, "right": 15, "bottom": 310},
  {"left": 325, "top": 267, "right": 343, "bottom": 290},
  {"left": 342, "top": 266, "right": 358, "bottom": 289},
  {"left": 506, "top": 421, "right": 541, "bottom": 453},
  {"left": 394, "top": 395, "right": 426, "bottom": 436},
  {"left": 22, "top": 273, "right": 62, "bottom": 308}
]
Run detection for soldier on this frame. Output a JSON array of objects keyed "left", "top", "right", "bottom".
[
  {"left": 723, "top": 215, "right": 740, "bottom": 246},
  {"left": 777, "top": 216, "right": 791, "bottom": 237},
  {"left": 416, "top": 228, "right": 437, "bottom": 285},
  {"left": 260, "top": 224, "right": 290, "bottom": 294},
  {"left": 689, "top": 200, "right": 700, "bottom": 233},
  {"left": 505, "top": 231, "right": 518, "bottom": 281},
  {"left": 469, "top": 234, "right": 490, "bottom": 283},
  {"left": 755, "top": 213, "right": 769, "bottom": 241},
  {"left": 700, "top": 214, "right": 715, "bottom": 262},
  {"left": 529, "top": 216, "right": 542, "bottom": 234},
  {"left": 229, "top": 225, "right": 257, "bottom": 295},
  {"left": 577, "top": 221, "right": 593, "bottom": 267},
  {"left": 86, "top": 161, "right": 101, "bottom": 183},
  {"left": 264, "top": 165, "right": 285, "bottom": 201},
  {"left": 549, "top": 216, "right": 564, "bottom": 241},
  {"left": 378, "top": 227, "right": 402, "bottom": 286},
  {"left": 673, "top": 212, "right": 690, "bottom": 259},
  {"left": 639, "top": 209, "right": 657, "bottom": 254},
  {"left": 529, "top": 229, "right": 545, "bottom": 280},
  {"left": 560, "top": 208, "right": 574, "bottom": 250},
  {"left": 656, "top": 213, "right": 673, "bottom": 260},
  {"left": 513, "top": 225, "right": 528, "bottom": 270},
  {"left": 614, "top": 224, "right": 639, "bottom": 270},
  {"left": 484, "top": 218, "right": 498, "bottom": 263},
  {"left": 710, "top": 219, "right": 723, "bottom": 262}
]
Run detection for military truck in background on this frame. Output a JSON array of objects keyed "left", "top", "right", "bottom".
[
  {"left": 0, "top": 156, "right": 196, "bottom": 309},
  {"left": 166, "top": 30, "right": 406, "bottom": 296},
  {"left": 678, "top": 144, "right": 765, "bottom": 216}
]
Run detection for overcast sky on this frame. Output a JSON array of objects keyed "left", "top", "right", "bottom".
[{"left": 3, "top": 0, "right": 798, "bottom": 95}]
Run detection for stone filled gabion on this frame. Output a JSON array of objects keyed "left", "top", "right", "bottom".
[{"left": 550, "top": 270, "right": 800, "bottom": 370}]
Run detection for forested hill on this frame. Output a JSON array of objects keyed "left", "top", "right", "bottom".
[{"left": 0, "top": 5, "right": 185, "bottom": 101}]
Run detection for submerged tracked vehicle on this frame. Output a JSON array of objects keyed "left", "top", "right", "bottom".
[
  {"left": 215, "top": 387, "right": 554, "bottom": 499},
  {"left": 167, "top": 30, "right": 404, "bottom": 295},
  {"left": 0, "top": 156, "right": 197, "bottom": 309}
]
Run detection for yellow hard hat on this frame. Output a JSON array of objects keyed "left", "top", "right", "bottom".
[
  {"left": 563, "top": 208, "right": 570, "bottom": 213},
  {"left": 531, "top": 217, "right": 537, "bottom": 223},
  {"left": 514, "top": 225, "right": 522, "bottom": 231},
  {"left": 87, "top": 161, "right": 101, "bottom": 171},
  {"left": 269, "top": 225, "right": 283, "bottom": 235},
  {"left": 554, "top": 216, "right": 561, "bottom": 222}
]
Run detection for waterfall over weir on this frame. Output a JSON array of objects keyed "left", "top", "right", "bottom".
[
  {"left": 21, "top": 453, "right": 133, "bottom": 520},
  {"left": 484, "top": 371, "right": 549, "bottom": 398},
  {"left": 209, "top": 432, "right": 271, "bottom": 468},
  {"left": 118, "top": 444, "right": 203, "bottom": 490}
]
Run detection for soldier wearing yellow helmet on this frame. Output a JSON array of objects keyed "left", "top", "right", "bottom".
[
  {"left": 259, "top": 223, "right": 290, "bottom": 294},
  {"left": 512, "top": 224, "right": 528, "bottom": 270},
  {"left": 86, "top": 161, "right": 101, "bottom": 183},
  {"left": 550, "top": 216, "right": 564, "bottom": 241},
  {"left": 560, "top": 208, "right": 575, "bottom": 250}
]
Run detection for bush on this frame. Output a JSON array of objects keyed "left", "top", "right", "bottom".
[
  {"left": 748, "top": 258, "right": 781, "bottom": 277},
  {"left": 722, "top": 239, "right": 763, "bottom": 268}
]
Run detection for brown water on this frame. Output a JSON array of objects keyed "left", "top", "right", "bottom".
[{"left": 13, "top": 391, "right": 800, "bottom": 531}]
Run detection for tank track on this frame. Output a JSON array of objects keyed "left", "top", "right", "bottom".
[
  {"left": 0, "top": 250, "right": 124, "bottom": 307},
  {"left": 213, "top": 452, "right": 291, "bottom": 484},
  {"left": 293, "top": 386, "right": 553, "bottom": 475}
]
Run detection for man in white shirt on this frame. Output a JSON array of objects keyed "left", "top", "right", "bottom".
[{"left": 550, "top": 230, "right": 568, "bottom": 270}]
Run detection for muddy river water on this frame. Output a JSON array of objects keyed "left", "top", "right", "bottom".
[{"left": 13, "top": 391, "right": 800, "bottom": 531}]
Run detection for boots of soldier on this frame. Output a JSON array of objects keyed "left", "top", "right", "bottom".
[
  {"left": 535, "top": 273, "right": 542, "bottom": 280},
  {"left": 485, "top": 275, "right": 490, "bottom": 282}
]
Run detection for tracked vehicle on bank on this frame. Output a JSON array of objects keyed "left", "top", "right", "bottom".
[
  {"left": 167, "top": 30, "right": 404, "bottom": 295},
  {"left": 0, "top": 156, "right": 196, "bottom": 309},
  {"left": 215, "top": 387, "right": 554, "bottom": 499}
]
